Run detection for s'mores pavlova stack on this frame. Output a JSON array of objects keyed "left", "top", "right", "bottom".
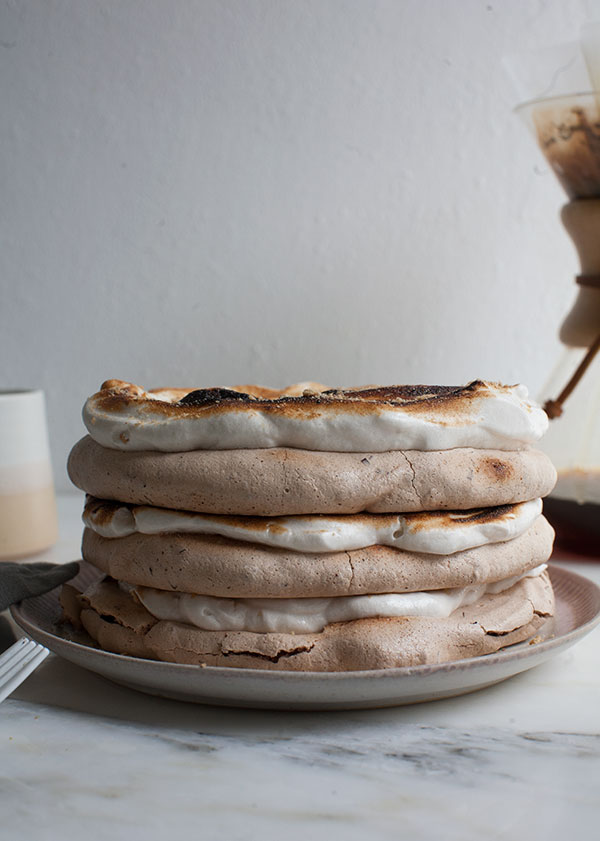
[{"left": 63, "top": 379, "right": 556, "bottom": 670}]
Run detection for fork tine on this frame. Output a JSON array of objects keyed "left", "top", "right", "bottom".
[
  {"left": 0, "top": 640, "right": 49, "bottom": 703},
  {"left": 0, "top": 638, "right": 38, "bottom": 679}
]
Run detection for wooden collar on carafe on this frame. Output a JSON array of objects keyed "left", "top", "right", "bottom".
[
  {"left": 543, "top": 268, "right": 600, "bottom": 419},
  {"left": 544, "top": 199, "right": 600, "bottom": 420}
]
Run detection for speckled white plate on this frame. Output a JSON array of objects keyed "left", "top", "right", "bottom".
[{"left": 11, "top": 563, "right": 600, "bottom": 710}]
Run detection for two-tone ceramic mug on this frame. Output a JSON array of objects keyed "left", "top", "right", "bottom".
[{"left": 0, "top": 390, "right": 58, "bottom": 559}]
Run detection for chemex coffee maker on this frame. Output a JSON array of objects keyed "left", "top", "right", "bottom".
[{"left": 507, "top": 27, "right": 600, "bottom": 555}]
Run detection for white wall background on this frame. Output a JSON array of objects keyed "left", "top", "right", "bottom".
[{"left": 1, "top": 0, "right": 599, "bottom": 489}]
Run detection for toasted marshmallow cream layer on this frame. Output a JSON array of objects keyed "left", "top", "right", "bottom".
[
  {"left": 83, "top": 380, "right": 548, "bottom": 452},
  {"left": 84, "top": 497, "right": 543, "bottom": 556},
  {"left": 134, "top": 565, "right": 547, "bottom": 634}
]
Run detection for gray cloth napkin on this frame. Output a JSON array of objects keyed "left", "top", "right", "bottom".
[{"left": 0, "top": 561, "right": 79, "bottom": 613}]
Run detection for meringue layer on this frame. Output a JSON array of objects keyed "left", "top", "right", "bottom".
[
  {"left": 134, "top": 564, "right": 547, "bottom": 634},
  {"left": 84, "top": 497, "right": 543, "bottom": 556},
  {"left": 83, "top": 381, "right": 548, "bottom": 452}
]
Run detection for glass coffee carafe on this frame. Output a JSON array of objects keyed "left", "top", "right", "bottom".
[{"left": 516, "top": 89, "right": 600, "bottom": 555}]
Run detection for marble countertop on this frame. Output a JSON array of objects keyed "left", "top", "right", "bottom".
[{"left": 2, "top": 493, "right": 599, "bottom": 840}]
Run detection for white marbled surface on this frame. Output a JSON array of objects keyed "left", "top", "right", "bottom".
[{"left": 1, "top": 493, "right": 599, "bottom": 840}]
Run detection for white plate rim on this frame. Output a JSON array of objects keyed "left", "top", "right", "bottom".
[{"left": 10, "top": 563, "right": 600, "bottom": 685}]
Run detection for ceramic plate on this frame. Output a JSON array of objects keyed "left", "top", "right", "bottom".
[{"left": 11, "top": 563, "right": 600, "bottom": 710}]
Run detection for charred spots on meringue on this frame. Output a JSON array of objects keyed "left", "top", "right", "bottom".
[
  {"left": 448, "top": 503, "right": 516, "bottom": 524},
  {"left": 178, "top": 388, "right": 255, "bottom": 407},
  {"left": 351, "top": 384, "right": 480, "bottom": 403},
  {"left": 318, "top": 383, "right": 486, "bottom": 406}
]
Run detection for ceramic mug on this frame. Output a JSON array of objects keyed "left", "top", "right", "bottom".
[{"left": 0, "top": 390, "right": 58, "bottom": 559}]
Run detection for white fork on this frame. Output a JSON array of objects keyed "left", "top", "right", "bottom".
[{"left": 0, "top": 637, "right": 49, "bottom": 703}]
